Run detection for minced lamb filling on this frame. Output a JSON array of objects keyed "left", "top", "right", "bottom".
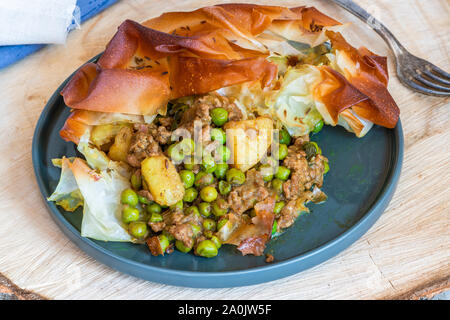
[{"left": 117, "top": 93, "right": 329, "bottom": 258}]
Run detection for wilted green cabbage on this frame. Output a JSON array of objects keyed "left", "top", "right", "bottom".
[
  {"left": 48, "top": 157, "right": 83, "bottom": 212},
  {"left": 271, "top": 65, "right": 323, "bottom": 137},
  {"left": 49, "top": 131, "right": 133, "bottom": 242}
]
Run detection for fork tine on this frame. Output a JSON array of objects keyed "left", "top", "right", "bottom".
[
  {"left": 413, "top": 74, "right": 450, "bottom": 92},
  {"left": 428, "top": 64, "right": 450, "bottom": 80},
  {"left": 422, "top": 69, "right": 450, "bottom": 86},
  {"left": 402, "top": 78, "right": 450, "bottom": 96}
]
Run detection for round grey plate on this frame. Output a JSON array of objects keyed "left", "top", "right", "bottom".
[{"left": 32, "top": 63, "right": 403, "bottom": 288}]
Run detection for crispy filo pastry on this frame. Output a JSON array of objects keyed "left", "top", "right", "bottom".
[{"left": 60, "top": 4, "right": 399, "bottom": 143}]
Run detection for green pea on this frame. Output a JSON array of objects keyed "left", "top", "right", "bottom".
[
  {"left": 130, "top": 173, "right": 141, "bottom": 190},
  {"left": 275, "top": 144, "right": 288, "bottom": 161},
  {"left": 203, "top": 218, "right": 216, "bottom": 231},
  {"left": 167, "top": 143, "right": 185, "bottom": 162},
  {"left": 180, "top": 170, "right": 195, "bottom": 188},
  {"left": 214, "top": 163, "right": 228, "bottom": 179},
  {"left": 138, "top": 195, "right": 151, "bottom": 205},
  {"left": 194, "top": 171, "right": 214, "bottom": 188},
  {"left": 212, "top": 198, "right": 228, "bottom": 217},
  {"left": 271, "top": 178, "right": 284, "bottom": 194},
  {"left": 203, "top": 230, "right": 213, "bottom": 239},
  {"left": 216, "top": 146, "right": 231, "bottom": 163},
  {"left": 196, "top": 240, "right": 218, "bottom": 258},
  {"left": 200, "top": 186, "right": 218, "bottom": 202},
  {"left": 121, "top": 189, "right": 138, "bottom": 207},
  {"left": 275, "top": 166, "right": 290, "bottom": 181},
  {"left": 226, "top": 168, "right": 245, "bottom": 185},
  {"left": 323, "top": 160, "right": 330, "bottom": 174},
  {"left": 185, "top": 205, "right": 200, "bottom": 217},
  {"left": 147, "top": 203, "right": 162, "bottom": 214},
  {"left": 162, "top": 230, "right": 175, "bottom": 242},
  {"left": 149, "top": 212, "right": 163, "bottom": 223},
  {"left": 122, "top": 206, "right": 140, "bottom": 223},
  {"left": 312, "top": 119, "right": 324, "bottom": 134},
  {"left": 210, "top": 128, "right": 226, "bottom": 144},
  {"left": 202, "top": 155, "right": 216, "bottom": 173},
  {"left": 310, "top": 142, "right": 322, "bottom": 155},
  {"left": 184, "top": 157, "right": 195, "bottom": 170},
  {"left": 139, "top": 209, "right": 148, "bottom": 223},
  {"left": 128, "top": 221, "right": 147, "bottom": 239},
  {"left": 175, "top": 240, "right": 192, "bottom": 253},
  {"left": 170, "top": 200, "right": 183, "bottom": 211},
  {"left": 217, "top": 218, "right": 228, "bottom": 230},
  {"left": 183, "top": 187, "right": 198, "bottom": 203},
  {"left": 259, "top": 164, "right": 274, "bottom": 182},
  {"left": 210, "top": 235, "right": 222, "bottom": 249},
  {"left": 265, "top": 156, "right": 278, "bottom": 168},
  {"left": 303, "top": 141, "right": 321, "bottom": 159},
  {"left": 198, "top": 202, "right": 212, "bottom": 217},
  {"left": 191, "top": 223, "right": 202, "bottom": 237},
  {"left": 158, "top": 234, "right": 170, "bottom": 253},
  {"left": 210, "top": 107, "right": 228, "bottom": 126},
  {"left": 179, "top": 138, "right": 195, "bottom": 155},
  {"left": 279, "top": 128, "right": 291, "bottom": 145},
  {"left": 274, "top": 201, "right": 285, "bottom": 215},
  {"left": 218, "top": 180, "right": 231, "bottom": 196},
  {"left": 272, "top": 220, "right": 278, "bottom": 236}
]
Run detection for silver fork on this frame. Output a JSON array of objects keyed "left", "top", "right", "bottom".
[{"left": 332, "top": 0, "right": 450, "bottom": 97}]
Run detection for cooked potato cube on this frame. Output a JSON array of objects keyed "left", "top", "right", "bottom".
[
  {"left": 141, "top": 155, "right": 185, "bottom": 206},
  {"left": 91, "top": 123, "right": 131, "bottom": 148},
  {"left": 224, "top": 117, "right": 273, "bottom": 172},
  {"left": 108, "top": 126, "right": 133, "bottom": 162}
]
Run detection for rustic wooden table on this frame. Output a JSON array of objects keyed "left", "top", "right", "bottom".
[{"left": 0, "top": 0, "right": 448, "bottom": 300}]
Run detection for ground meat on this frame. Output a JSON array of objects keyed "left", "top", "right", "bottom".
[
  {"left": 292, "top": 135, "right": 309, "bottom": 146},
  {"left": 133, "top": 121, "right": 172, "bottom": 145},
  {"left": 228, "top": 169, "right": 269, "bottom": 214},
  {"left": 162, "top": 208, "right": 185, "bottom": 225},
  {"left": 158, "top": 117, "right": 173, "bottom": 128},
  {"left": 179, "top": 98, "right": 212, "bottom": 145},
  {"left": 308, "top": 154, "right": 326, "bottom": 188},
  {"left": 281, "top": 138, "right": 327, "bottom": 199},
  {"left": 178, "top": 93, "right": 244, "bottom": 147},
  {"left": 127, "top": 131, "right": 161, "bottom": 167},
  {"left": 149, "top": 222, "right": 165, "bottom": 233},
  {"left": 146, "top": 236, "right": 164, "bottom": 256},
  {"left": 277, "top": 199, "right": 301, "bottom": 230},
  {"left": 160, "top": 208, "right": 203, "bottom": 248},
  {"left": 155, "top": 126, "right": 172, "bottom": 145},
  {"left": 201, "top": 93, "right": 244, "bottom": 121},
  {"left": 137, "top": 190, "right": 153, "bottom": 202},
  {"left": 143, "top": 123, "right": 172, "bottom": 145},
  {"left": 167, "top": 223, "right": 194, "bottom": 248}
]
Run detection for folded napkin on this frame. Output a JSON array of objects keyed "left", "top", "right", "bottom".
[
  {"left": 0, "top": 0, "right": 78, "bottom": 45},
  {"left": 0, "top": 0, "right": 117, "bottom": 69}
]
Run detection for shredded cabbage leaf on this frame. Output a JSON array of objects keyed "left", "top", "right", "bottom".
[
  {"left": 271, "top": 65, "right": 323, "bottom": 136},
  {"left": 48, "top": 157, "right": 83, "bottom": 212},
  {"left": 69, "top": 158, "right": 132, "bottom": 242},
  {"left": 49, "top": 131, "right": 133, "bottom": 242}
]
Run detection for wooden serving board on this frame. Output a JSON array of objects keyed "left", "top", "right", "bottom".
[{"left": 0, "top": 0, "right": 448, "bottom": 300}]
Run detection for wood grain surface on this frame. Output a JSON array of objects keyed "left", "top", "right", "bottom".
[{"left": 0, "top": 0, "right": 448, "bottom": 300}]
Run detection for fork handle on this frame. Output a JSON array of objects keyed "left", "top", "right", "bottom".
[{"left": 331, "top": 0, "right": 406, "bottom": 55}]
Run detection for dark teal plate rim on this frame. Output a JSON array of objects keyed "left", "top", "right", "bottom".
[{"left": 32, "top": 59, "right": 404, "bottom": 288}]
